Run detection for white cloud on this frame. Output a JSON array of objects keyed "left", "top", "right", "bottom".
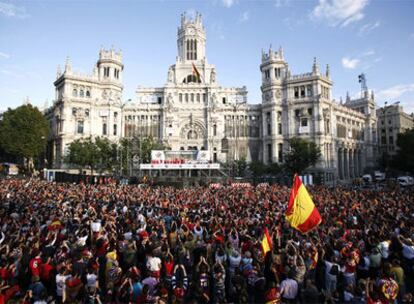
[
  {"left": 361, "top": 50, "right": 375, "bottom": 57},
  {"left": 0, "top": 2, "right": 29, "bottom": 18},
  {"left": 222, "top": 0, "right": 235, "bottom": 8},
  {"left": 342, "top": 57, "right": 360, "bottom": 69},
  {"left": 311, "top": 0, "right": 369, "bottom": 27},
  {"left": 239, "top": 11, "right": 249, "bottom": 22},
  {"left": 376, "top": 83, "right": 414, "bottom": 101},
  {"left": 0, "top": 51, "right": 10, "bottom": 59},
  {"left": 358, "top": 21, "right": 380, "bottom": 36},
  {"left": 274, "top": 0, "right": 291, "bottom": 8}
]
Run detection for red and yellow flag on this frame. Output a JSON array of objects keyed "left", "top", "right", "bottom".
[
  {"left": 261, "top": 227, "right": 273, "bottom": 255},
  {"left": 192, "top": 63, "right": 201, "bottom": 82},
  {"left": 285, "top": 174, "right": 322, "bottom": 233}
]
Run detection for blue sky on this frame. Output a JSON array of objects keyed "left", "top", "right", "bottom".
[{"left": 1, "top": 0, "right": 413, "bottom": 113}]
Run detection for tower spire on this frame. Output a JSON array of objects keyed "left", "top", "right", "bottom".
[
  {"left": 65, "top": 56, "right": 72, "bottom": 73},
  {"left": 312, "top": 57, "right": 319, "bottom": 75},
  {"left": 56, "top": 64, "right": 62, "bottom": 79}
]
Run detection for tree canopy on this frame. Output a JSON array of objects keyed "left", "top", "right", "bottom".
[
  {"left": 0, "top": 104, "right": 48, "bottom": 163},
  {"left": 284, "top": 137, "right": 321, "bottom": 175}
]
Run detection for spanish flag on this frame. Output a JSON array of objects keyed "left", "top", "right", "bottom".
[
  {"left": 192, "top": 63, "right": 201, "bottom": 82},
  {"left": 261, "top": 227, "right": 273, "bottom": 255},
  {"left": 285, "top": 174, "right": 322, "bottom": 233}
]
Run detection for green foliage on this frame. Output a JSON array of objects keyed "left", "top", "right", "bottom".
[
  {"left": 249, "top": 161, "right": 267, "bottom": 178},
  {"left": 94, "top": 137, "right": 118, "bottom": 173},
  {"left": 392, "top": 129, "right": 414, "bottom": 174},
  {"left": 0, "top": 105, "right": 48, "bottom": 163},
  {"left": 266, "top": 162, "right": 282, "bottom": 175},
  {"left": 118, "top": 136, "right": 169, "bottom": 176},
  {"left": 284, "top": 137, "right": 321, "bottom": 175},
  {"left": 234, "top": 158, "right": 247, "bottom": 177},
  {"left": 137, "top": 136, "right": 167, "bottom": 164},
  {"left": 65, "top": 137, "right": 100, "bottom": 174}
]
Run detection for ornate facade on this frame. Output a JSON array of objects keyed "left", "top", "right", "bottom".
[{"left": 45, "top": 12, "right": 378, "bottom": 181}]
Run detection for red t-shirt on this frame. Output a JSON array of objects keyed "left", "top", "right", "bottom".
[
  {"left": 40, "top": 263, "right": 54, "bottom": 281},
  {"left": 0, "top": 285, "right": 20, "bottom": 304},
  {"left": 29, "top": 257, "right": 42, "bottom": 277},
  {"left": 0, "top": 267, "right": 8, "bottom": 280},
  {"left": 164, "top": 261, "right": 174, "bottom": 276}
]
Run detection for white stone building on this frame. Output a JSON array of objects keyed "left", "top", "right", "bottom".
[
  {"left": 45, "top": 12, "right": 378, "bottom": 181},
  {"left": 376, "top": 103, "right": 414, "bottom": 156}
]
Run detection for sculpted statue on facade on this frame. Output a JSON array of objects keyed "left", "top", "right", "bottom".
[
  {"left": 166, "top": 94, "right": 174, "bottom": 113},
  {"left": 210, "top": 68, "right": 216, "bottom": 84},
  {"left": 276, "top": 89, "right": 282, "bottom": 99},
  {"left": 168, "top": 67, "right": 174, "bottom": 83}
]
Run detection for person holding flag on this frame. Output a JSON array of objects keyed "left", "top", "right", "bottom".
[
  {"left": 261, "top": 227, "right": 273, "bottom": 256},
  {"left": 285, "top": 174, "right": 322, "bottom": 233}
]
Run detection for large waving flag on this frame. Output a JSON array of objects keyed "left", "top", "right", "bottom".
[
  {"left": 261, "top": 227, "right": 273, "bottom": 255},
  {"left": 285, "top": 174, "right": 322, "bottom": 233},
  {"left": 192, "top": 63, "right": 201, "bottom": 82}
]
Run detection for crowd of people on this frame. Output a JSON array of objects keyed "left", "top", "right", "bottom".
[{"left": 0, "top": 178, "right": 413, "bottom": 303}]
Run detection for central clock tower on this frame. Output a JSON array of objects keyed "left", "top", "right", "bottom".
[{"left": 177, "top": 12, "right": 206, "bottom": 63}]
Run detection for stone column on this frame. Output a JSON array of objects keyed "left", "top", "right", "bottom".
[
  {"left": 337, "top": 149, "right": 342, "bottom": 179},
  {"left": 349, "top": 149, "right": 354, "bottom": 179},
  {"left": 344, "top": 149, "right": 349, "bottom": 180},
  {"left": 340, "top": 148, "right": 345, "bottom": 180},
  {"left": 354, "top": 149, "right": 359, "bottom": 177}
]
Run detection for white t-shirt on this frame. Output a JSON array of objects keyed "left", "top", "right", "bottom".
[
  {"left": 379, "top": 241, "right": 390, "bottom": 259},
  {"left": 344, "top": 291, "right": 354, "bottom": 302},
  {"left": 56, "top": 274, "right": 70, "bottom": 296},
  {"left": 87, "top": 273, "right": 98, "bottom": 288},
  {"left": 146, "top": 256, "right": 162, "bottom": 272},
  {"left": 280, "top": 278, "right": 298, "bottom": 299},
  {"left": 402, "top": 244, "right": 414, "bottom": 259}
]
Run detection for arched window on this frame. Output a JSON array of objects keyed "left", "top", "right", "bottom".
[
  {"left": 179, "top": 93, "right": 183, "bottom": 102},
  {"left": 72, "top": 89, "right": 77, "bottom": 97},
  {"left": 191, "top": 93, "right": 194, "bottom": 102},
  {"left": 187, "top": 130, "right": 198, "bottom": 140},
  {"left": 79, "top": 90, "right": 84, "bottom": 97},
  {"left": 197, "top": 93, "right": 200, "bottom": 102},
  {"left": 185, "top": 93, "right": 188, "bottom": 102},
  {"left": 86, "top": 90, "right": 90, "bottom": 98},
  {"left": 184, "top": 74, "right": 201, "bottom": 84}
]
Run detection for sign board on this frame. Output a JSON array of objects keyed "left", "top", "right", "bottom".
[
  {"left": 197, "top": 151, "right": 210, "bottom": 162},
  {"left": 140, "top": 163, "right": 220, "bottom": 170},
  {"left": 151, "top": 150, "right": 165, "bottom": 162}
]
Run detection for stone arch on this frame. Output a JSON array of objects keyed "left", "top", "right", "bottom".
[{"left": 179, "top": 121, "right": 206, "bottom": 141}]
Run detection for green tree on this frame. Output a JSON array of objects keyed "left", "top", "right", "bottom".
[
  {"left": 266, "top": 162, "right": 282, "bottom": 176},
  {"left": 284, "top": 137, "right": 321, "bottom": 175},
  {"left": 65, "top": 137, "right": 100, "bottom": 175},
  {"left": 234, "top": 158, "right": 247, "bottom": 177},
  {"left": 118, "top": 136, "right": 168, "bottom": 176},
  {"left": 95, "top": 137, "right": 118, "bottom": 174},
  {"left": 0, "top": 104, "right": 48, "bottom": 173},
  {"left": 391, "top": 129, "right": 414, "bottom": 174}
]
